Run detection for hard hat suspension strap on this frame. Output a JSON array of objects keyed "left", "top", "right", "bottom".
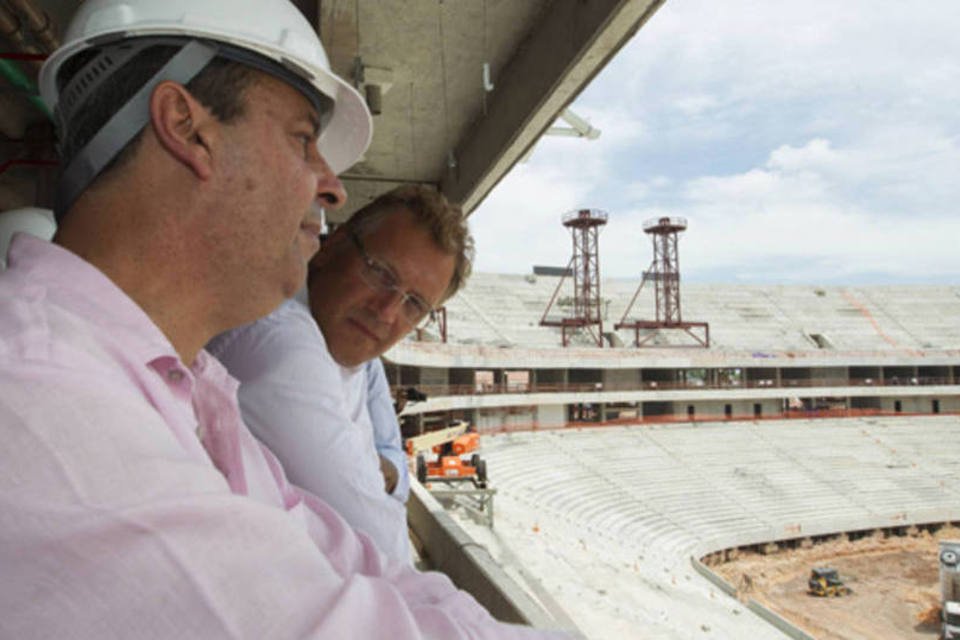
[{"left": 54, "top": 39, "right": 218, "bottom": 217}]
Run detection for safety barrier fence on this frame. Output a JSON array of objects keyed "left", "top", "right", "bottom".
[
  {"left": 457, "top": 408, "right": 960, "bottom": 435},
  {"left": 406, "top": 482, "right": 583, "bottom": 636},
  {"left": 396, "top": 375, "right": 957, "bottom": 399}
]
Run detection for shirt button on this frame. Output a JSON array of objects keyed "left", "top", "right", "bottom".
[{"left": 167, "top": 369, "right": 185, "bottom": 383}]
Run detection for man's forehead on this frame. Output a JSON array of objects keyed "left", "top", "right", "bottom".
[
  {"left": 249, "top": 71, "right": 321, "bottom": 125},
  {"left": 366, "top": 212, "right": 454, "bottom": 293},
  {"left": 363, "top": 207, "right": 422, "bottom": 248}
]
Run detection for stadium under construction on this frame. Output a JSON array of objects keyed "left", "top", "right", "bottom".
[
  {"left": 387, "top": 212, "right": 960, "bottom": 638},
  {"left": 2, "top": 1, "right": 958, "bottom": 638}
]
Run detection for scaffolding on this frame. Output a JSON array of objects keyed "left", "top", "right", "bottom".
[
  {"left": 615, "top": 216, "right": 709, "bottom": 347},
  {"left": 540, "top": 208, "right": 608, "bottom": 347}
]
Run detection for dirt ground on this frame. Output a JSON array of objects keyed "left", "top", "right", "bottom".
[{"left": 713, "top": 526, "right": 960, "bottom": 640}]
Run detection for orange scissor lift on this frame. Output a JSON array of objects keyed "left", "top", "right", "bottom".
[{"left": 406, "top": 420, "right": 487, "bottom": 488}]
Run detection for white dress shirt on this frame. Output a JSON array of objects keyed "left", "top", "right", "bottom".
[
  {"left": 366, "top": 357, "right": 411, "bottom": 503},
  {"left": 209, "top": 299, "right": 411, "bottom": 562}
]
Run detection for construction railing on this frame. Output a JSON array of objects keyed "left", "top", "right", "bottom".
[
  {"left": 395, "top": 375, "right": 957, "bottom": 398},
  {"left": 439, "top": 408, "right": 960, "bottom": 436}
]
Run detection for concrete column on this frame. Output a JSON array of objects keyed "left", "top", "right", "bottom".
[
  {"left": 493, "top": 369, "right": 505, "bottom": 392},
  {"left": 536, "top": 404, "right": 565, "bottom": 428}
]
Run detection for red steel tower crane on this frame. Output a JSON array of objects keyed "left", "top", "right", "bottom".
[
  {"left": 615, "top": 216, "right": 709, "bottom": 347},
  {"left": 540, "top": 208, "right": 608, "bottom": 347}
]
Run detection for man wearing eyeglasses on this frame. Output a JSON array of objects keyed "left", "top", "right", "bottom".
[{"left": 209, "top": 185, "right": 472, "bottom": 563}]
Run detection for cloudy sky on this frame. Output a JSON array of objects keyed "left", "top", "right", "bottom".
[{"left": 470, "top": 0, "right": 960, "bottom": 284}]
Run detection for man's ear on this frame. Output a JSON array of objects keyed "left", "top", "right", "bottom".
[{"left": 149, "top": 81, "right": 214, "bottom": 181}]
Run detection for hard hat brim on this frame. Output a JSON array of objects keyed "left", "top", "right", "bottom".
[
  {"left": 40, "top": 24, "right": 372, "bottom": 175},
  {"left": 317, "top": 71, "right": 371, "bottom": 175}
]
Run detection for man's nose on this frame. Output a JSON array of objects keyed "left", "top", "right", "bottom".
[{"left": 312, "top": 154, "right": 347, "bottom": 210}]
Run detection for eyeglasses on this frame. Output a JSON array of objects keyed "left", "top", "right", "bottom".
[{"left": 350, "top": 231, "right": 433, "bottom": 323}]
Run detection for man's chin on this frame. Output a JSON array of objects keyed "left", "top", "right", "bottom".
[
  {"left": 222, "top": 293, "right": 285, "bottom": 337},
  {"left": 281, "top": 263, "right": 309, "bottom": 300}
]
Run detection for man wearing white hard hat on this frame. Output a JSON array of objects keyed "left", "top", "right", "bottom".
[{"left": 0, "top": 1, "right": 568, "bottom": 639}]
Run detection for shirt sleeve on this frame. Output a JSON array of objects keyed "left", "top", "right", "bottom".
[
  {"left": 0, "top": 369, "right": 568, "bottom": 640},
  {"left": 366, "top": 357, "right": 411, "bottom": 503},
  {"left": 215, "top": 305, "right": 411, "bottom": 564}
]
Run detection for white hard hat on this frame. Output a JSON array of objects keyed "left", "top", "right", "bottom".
[
  {"left": 0, "top": 207, "right": 56, "bottom": 270},
  {"left": 39, "top": 0, "right": 371, "bottom": 212}
]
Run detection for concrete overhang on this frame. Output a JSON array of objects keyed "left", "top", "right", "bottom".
[
  {"left": 440, "top": 0, "right": 667, "bottom": 214},
  {"left": 317, "top": 0, "right": 666, "bottom": 220},
  {"left": 5, "top": 1, "right": 666, "bottom": 221}
]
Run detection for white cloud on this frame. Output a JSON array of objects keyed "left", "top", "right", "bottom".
[
  {"left": 650, "top": 137, "right": 960, "bottom": 282},
  {"left": 470, "top": 161, "right": 593, "bottom": 272},
  {"left": 673, "top": 94, "right": 721, "bottom": 117},
  {"left": 766, "top": 139, "right": 837, "bottom": 173},
  {"left": 471, "top": 0, "right": 960, "bottom": 284}
]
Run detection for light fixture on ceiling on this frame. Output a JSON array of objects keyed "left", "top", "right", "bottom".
[
  {"left": 351, "top": 56, "right": 394, "bottom": 117},
  {"left": 364, "top": 84, "right": 382, "bottom": 115}
]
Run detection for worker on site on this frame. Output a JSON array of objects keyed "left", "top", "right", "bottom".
[{"left": 0, "top": 0, "right": 567, "bottom": 638}]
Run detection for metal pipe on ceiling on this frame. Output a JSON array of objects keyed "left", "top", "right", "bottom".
[
  {"left": 5, "top": 0, "right": 59, "bottom": 53},
  {"left": 0, "top": 157, "right": 57, "bottom": 176},
  {"left": 0, "top": 90, "right": 29, "bottom": 138},
  {"left": 0, "top": 2, "right": 34, "bottom": 59},
  {"left": 0, "top": 1, "right": 39, "bottom": 138},
  {"left": 0, "top": 52, "right": 45, "bottom": 61},
  {"left": 0, "top": 0, "right": 54, "bottom": 132},
  {"left": 0, "top": 57, "right": 49, "bottom": 119}
]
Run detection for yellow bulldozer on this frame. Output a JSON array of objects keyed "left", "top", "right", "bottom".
[{"left": 808, "top": 567, "right": 852, "bottom": 597}]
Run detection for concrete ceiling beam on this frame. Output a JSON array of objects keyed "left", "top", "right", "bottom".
[{"left": 440, "top": 0, "right": 666, "bottom": 215}]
